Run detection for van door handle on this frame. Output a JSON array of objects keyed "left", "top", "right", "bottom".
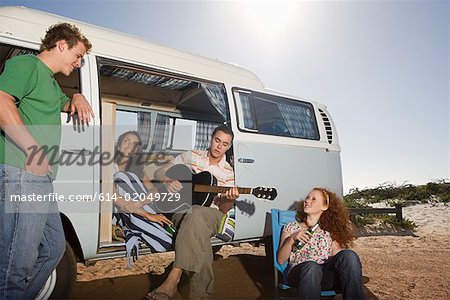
[
  {"left": 61, "top": 149, "right": 93, "bottom": 155},
  {"left": 238, "top": 158, "right": 255, "bottom": 164}
]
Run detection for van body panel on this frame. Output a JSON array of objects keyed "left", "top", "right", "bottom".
[
  {"left": 233, "top": 137, "right": 343, "bottom": 240},
  {"left": 0, "top": 6, "right": 263, "bottom": 89}
]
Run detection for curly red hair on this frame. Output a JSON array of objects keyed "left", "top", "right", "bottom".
[{"left": 296, "top": 187, "right": 355, "bottom": 248}]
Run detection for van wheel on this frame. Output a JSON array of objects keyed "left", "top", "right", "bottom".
[{"left": 35, "top": 242, "right": 77, "bottom": 300}]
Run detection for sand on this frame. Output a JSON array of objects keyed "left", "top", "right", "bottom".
[{"left": 74, "top": 203, "right": 450, "bottom": 299}]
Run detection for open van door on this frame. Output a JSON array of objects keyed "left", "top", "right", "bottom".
[{"left": 53, "top": 53, "right": 100, "bottom": 255}]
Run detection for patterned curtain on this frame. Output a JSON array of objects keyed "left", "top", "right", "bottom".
[
  {"left": 195, "top": 121, "right": 221, "bottom": 150},
  {"left": 137, "top": 111, "right": 152, "bottom": 149},
  {"left": 201, "top": 83, "right": 228, "bottom": 120},
  {"left": 278, "top": 103, "right": 317, "bottom": 139},
  {"left": 239, "top": 93, "right": 255, "bottom": 129},
  {"left": 153, "top": 114, "right": 170, "bottom": 150}
]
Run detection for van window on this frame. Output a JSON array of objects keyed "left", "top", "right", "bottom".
[
  {"left": 234, "top": 90, "right": 320, "bottom": 140},
  {"left": 114, "top": 108, "right": 223, "bottom": 152},
  {"left": 98, "top": 57, "right": 230, "bottom": 152}
]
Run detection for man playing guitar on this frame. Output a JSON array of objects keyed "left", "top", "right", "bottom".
[{"left": 148, "top": 125, "right": 239, "bottom": 300}]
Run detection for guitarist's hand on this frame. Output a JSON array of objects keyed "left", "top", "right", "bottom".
[
  {"left": 164, "top": 179, "right": 183, "bottom": 194},
  {"left": 223, "top": 187, "right": 239, "bottom": 201},
  {"left": 218, "top": 187, "right": 239, "bottom": 214}
]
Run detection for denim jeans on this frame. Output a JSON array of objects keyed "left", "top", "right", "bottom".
[
  {"left": 0, "top": 164, "right": 65, "bottom": 300},
  {"left": 287, "top": 249, "right": 365, "bottom": 300}
]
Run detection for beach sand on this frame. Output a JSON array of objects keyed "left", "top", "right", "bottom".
[{"left": 74, "top": 203, "right": 450, "bottom": 299}]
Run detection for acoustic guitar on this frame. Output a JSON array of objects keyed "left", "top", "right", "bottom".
[{"left": 155, "top": 164, "right": 277, "bottom": 213}]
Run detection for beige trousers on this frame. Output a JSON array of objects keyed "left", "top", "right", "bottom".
[{"left": 172, "top": 205, "right": 224, "bottom": 299}]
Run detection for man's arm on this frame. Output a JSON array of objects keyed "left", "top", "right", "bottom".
[
  {"left": 0, "top": 90, "right": 50, "bottom": 175},
  {"left": 154, "top": 161, "right": 183, "bottom": 193},
  {"left": 154, "top": 161, "right": 173, "bottom": 182}
]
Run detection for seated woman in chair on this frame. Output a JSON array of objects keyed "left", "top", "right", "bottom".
[
  {"left": 277, "top": 188, "right": 364, "bottom": 300},
  {"left": 113, "top": 131, "right": 174, "bottom": 264}
]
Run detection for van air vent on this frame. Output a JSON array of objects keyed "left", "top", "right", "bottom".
[{"left": 318, "top": 108, "right": 333, "bottom": 144}]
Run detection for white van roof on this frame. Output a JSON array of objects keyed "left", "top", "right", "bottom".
[{"left": 0, "top": 6, "right": 263, "bottom": 88}]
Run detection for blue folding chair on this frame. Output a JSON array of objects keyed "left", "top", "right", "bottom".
[{"left": 271, "top": 209, "right": 337, "bottom": 299}]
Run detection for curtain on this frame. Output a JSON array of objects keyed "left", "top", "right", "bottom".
[
  {"left": 153, "top": 114, "right": 170, "bottom": 150},
  {"left": 137, "top": 111, "right": 152, "bottom": 149},
  {"left": 201, "top": 83, "right": 228, "bottom": 120},
  {"left": 195, "top": 121, "right": 221, "bottom": 150},
  {"left": 278, "top": 103, "right": 317, "bottom": 139},
  {"left": 239, "top": 93, "right": 255, "bottom": 129}
]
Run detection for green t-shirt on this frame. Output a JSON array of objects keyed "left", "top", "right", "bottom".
[{"left": 0, "top": 54, "right": 69, "bottom": 178}]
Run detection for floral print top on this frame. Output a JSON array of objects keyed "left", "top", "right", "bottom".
[{"left": 283, "top": 220, "right": 333, "bottom": 269}]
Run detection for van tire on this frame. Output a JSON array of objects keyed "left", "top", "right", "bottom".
[{"left": 36, "top": 242, "right": 77, "bottom": 300}]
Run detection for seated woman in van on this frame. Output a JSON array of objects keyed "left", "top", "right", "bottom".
[
  {"left": 113, "top": 131, "right": 174, "bottom": 262},
  {"left": 277, "top": 188, "right": 365, "bottom": 300}
]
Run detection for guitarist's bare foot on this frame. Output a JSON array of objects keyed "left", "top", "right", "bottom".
[
  {"left": 145, "top": 268, "right": 182, "bottom": 300},
  {"left": 146, "top": 283, "right": 177, "bottom": 300}
]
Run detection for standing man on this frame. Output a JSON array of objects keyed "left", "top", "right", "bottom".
[
  {"left": 0, "top": 23, "right": 93, "bottom": 299},
  {"left": 148, "top": 125, "right": 239, "bottom": 300}
]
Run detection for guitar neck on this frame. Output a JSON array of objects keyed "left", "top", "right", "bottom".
[{"left": 194, "top": 184, "right": 252, "bottom": 195}]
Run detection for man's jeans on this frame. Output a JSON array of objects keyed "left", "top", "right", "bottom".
[
  {"left": 0, "top": 164, "right": 65, "bottom": 299},
  {"left": 288, "top": 249, "right": 365, "bottom": 300}
]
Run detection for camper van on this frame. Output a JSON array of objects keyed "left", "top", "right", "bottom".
[{"left": 0, "top": 6, "right": 343, "bottom": 298}]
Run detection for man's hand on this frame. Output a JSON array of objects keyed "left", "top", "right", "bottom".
[
  {"left": 67, "top": 93, "right": 95, "bottom": 124},
  {"left": 24, "top": 149, "right": 51, "bottom": 176},
  {"left": 217, "top": 187, "right": 239, "bottom": 214},
  {"left": 223, "top": 187, "right": 239, "bottom": 201},
  {"left": 164, "top": 179, "right": 183, "bottom": 194}
]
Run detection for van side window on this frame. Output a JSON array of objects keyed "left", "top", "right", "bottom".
[
  {"left": 98, "top": 57, "right": 230, "bottom": 153},
  {"left": 234, "top": 90, "right": 320, "bottom": 140}
]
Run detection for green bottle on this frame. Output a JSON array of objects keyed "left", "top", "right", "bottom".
[
  {"left": 164, "top": 224, "right": 176, "bottom": 235},
  {"left": 295, "top": 223, "right": 319, "bottom": 250}
]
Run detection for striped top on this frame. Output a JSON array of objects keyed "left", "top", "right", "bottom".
[{"left": 172, "top": 150, "right": 235, "bottom": 209}]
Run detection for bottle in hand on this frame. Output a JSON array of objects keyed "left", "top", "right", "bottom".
[
  {"left": 164, "top": 224, "right": 176, "bottom": 235},
  {"left": 295, "top": 223, "right": 319, "bottom": 250}
]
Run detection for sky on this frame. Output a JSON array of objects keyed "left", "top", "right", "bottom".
[{"left": 1, "top": 0, "right": 449, "bottom": 194}]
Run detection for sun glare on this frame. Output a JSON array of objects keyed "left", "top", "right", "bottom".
[{"left": 238, "top": 1, "right": 298, "bottom": 40}]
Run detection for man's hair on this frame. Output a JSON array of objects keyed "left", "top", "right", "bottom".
[
  {"left": 212, "top": 124, "right": 234, "bottom": 141},
  {"left": 40, "top": 23, "right": 92, "bottom": 53}
]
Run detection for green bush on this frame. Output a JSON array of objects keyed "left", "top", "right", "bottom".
[
  {"left": 345, "top": 179, "right": 449, "bottom": 204},
  {"left": 344, "top": 197, "right": 370, "bottom": 208},
  {"left": 351, "top": 215, "right": 375, "bottom": 227},
  {"left": 344, "top": 180, "right": 448, "bottom": 231},
  {"left": 379, "top": 215, "right": 418, "bottom": 230},
  {"left": 350, "top": 214, "right": 417, "bottom": 231}
]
